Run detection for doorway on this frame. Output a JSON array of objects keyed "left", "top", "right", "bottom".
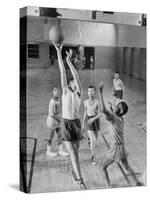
[{"left": 84, "top": 47, "right": 95, "bottom": 70}]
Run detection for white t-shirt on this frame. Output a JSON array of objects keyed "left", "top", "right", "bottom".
[
  {"left": 113, "top": 78, "right": 124, "bottom": 91},
  {"left": 84, "top": 99, "right": 100, "bottom": 116},
  {"left": 62, "top": 88, "right": 81, "bottom": 120},
  {"left": 48, "top": 98, "right": 60, "bottom": 117}
]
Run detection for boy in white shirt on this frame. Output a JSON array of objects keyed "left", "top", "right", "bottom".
[
  {"left": 53, "top": 43, "right": 86, "bottom": 190},
  {"left": 113, "top": 72, "right": 125, "bottom": 105},
  {"left": 82, "top": 86, "right": 101, "bottom": 165},
  {"left": 46, "top": 86, "right": 69, "bottom": 157}
]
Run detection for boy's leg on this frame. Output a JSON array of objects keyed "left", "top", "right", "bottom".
[
  {"left": 56, "top": 127, "right": 69, "bottom": 156},
  {"left": 64, "top": 141, "right": 82, "bottom": 179},
  {"left": 64, "top": 140, "right": 86, "bottom": 189},
  {"left": 55, "top": 127, "right": 62, "bottom": 146},
  {"left": 121, "top": 158, "right": 143, "bottom": 186},
  {"left": 47, "top": 129, "right": 57, "bottom": 156},
  {"left": 47, "top": 129, "right": 55, "bottom": 146},
  {"left": 87, "top": 130, "right": 97, "bottom": 165},
  {"left": 73, "top": 140, "right": 87, "bottom": 189},
  {"left": 73, "top": 140, "right": 80, "bottom": 158},
  {"left": 101, "top": 157, "right": 114, "bottom": 188}
]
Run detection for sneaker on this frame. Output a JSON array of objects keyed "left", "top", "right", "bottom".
[
  {"left": 58, "top": 144, "right": 69, "bottom": 156},
  {"left": 136, "top": 181, "right": 144, "bottom": 186},
  {"left": 70, "top": 168, "right": 78, "bottom": 184},
  {"left": 91, "top": 156, "right": 96, "bottom": 165},
  {"left": 58, "top": 151, "right": 69, "bottom": 157},
  {"left": 46, "top": 145, "right": 58, "bottom": 157},
  {"left": 46, "top": 150, "right": 58, "bottom": 157}
]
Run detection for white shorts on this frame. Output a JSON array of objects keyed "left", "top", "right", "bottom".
[{"left": 46, "top": 116, "right": 60, "bottom": 130}]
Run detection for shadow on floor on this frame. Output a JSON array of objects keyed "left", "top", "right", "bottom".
[{"left": 9, "top": 184, "right": 19, "bottom": 191}]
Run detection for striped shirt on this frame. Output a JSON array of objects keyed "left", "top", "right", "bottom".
[{"left": 110, "top": 113, "right": 124, "bottom": 145}]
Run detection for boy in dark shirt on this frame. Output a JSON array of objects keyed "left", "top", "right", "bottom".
[{"left": 99, "top": 82, "right": 143, "bottom": 188}]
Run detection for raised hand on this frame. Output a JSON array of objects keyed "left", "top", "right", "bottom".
[
  {"left": 107, "top": 101, "right": 112, "bottom": 106},
  {"left": 66, "top": 49, "right": 73, "bottom": 61},
  {"left": 52, "top": 41, "right": 63, "bottom": 52},
  {"left": 88, "top": 117, "right": 95, "bottom": 126}
]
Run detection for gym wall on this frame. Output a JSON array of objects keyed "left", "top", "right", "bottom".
[
  {"left": 27, "top": 17, "right": 117, "bottom": 70},
  {"left": 95, "top": 46, "right": 117, "bottom": 70},
  {"left": 116, "top": 25, "right": 146, "bottom": 81},
  {"left": 26, "top": 16, "right": 146, "bottom": 80}
]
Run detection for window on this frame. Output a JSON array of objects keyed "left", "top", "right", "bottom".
[{"left": 28, "top": 44, "right": 39, "bottom": 58}]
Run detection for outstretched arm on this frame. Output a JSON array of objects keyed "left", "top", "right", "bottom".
[
  {"left": 53, "top": 43, "right": 68, "bottom": 90},
  {"left": 107, "top": 101, "right": 113, "bottom": 112},
  {"left": 66, "top": 49, "right": 82, "bottom": 94},
  {"left": 82, "top": 101, "right": 87, "bottom": 130},
  {"left": 99, "top": 82, "right": 113, "bottom": 121},
  {"left": 112, "top": 81, "right": 115, "bottom": 96}
]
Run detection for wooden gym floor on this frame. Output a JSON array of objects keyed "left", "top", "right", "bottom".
[{"left": 24, "top": 65, "right": 146, "bottom": 193}]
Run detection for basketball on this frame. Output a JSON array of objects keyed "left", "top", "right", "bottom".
[{"left": 49, "top": 25, "right": 64, "bottom": 44}]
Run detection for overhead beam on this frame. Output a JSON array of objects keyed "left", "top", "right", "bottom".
[{"left": 20, "top": 6, "right": 146, "bottom": 26}]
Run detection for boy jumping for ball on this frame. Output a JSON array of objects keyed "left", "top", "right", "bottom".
[
  {"left": 53, "top": 43, "right": 86, "bottom": 190},
  {"left": 46, "top": 86, "right": 69, "bottom": 157},
  {"left": 99, "top": 82, "right": 143, "bottom": 188},
  {"left": 82, "top": 86, "right": 101, "bottom": 165}
]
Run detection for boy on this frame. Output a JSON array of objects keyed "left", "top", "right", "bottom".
[
  {"left": 46, "top": 86, "right": 69, "bottom": 157},
  {"left": 99, "top": 82, "right": 143, "bottom": 188},
  {"left": 82, "top": 86, "right": 101, "bottom": 165},
  {"left": 53, "top": 42, "right": 86, "bottom": 190},
  {"left": 112, "top": 72, "right": 125, "bottom": 105}
]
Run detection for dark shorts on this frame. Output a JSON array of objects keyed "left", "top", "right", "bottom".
[
  {"left": 114, "top": 90, "right": 123, "bottom": 99},
  {"left": 62, "top": 118, "right": 82, "bottom": 141},
  {"left": 87, "top": 115, "right": 100, "bottom": 131}
]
